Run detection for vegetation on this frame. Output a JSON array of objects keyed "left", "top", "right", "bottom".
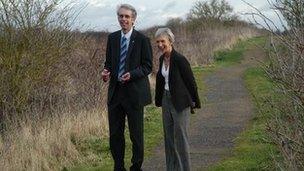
[
  {"left": 0, "top": 0, "right": 108, "bottom": 170},
  {"left": 0, "top": 0, "right": 284, "bottom": 170},
  {"left": 188, "top": 0, "right": 234, "bottom": 21},
  {"left": 193, "top": 36, "right": 282, "bottom": 170},
  {"left": 213, "top": 37, "right": 265, "bottom": 66},
  {"left": 69, "top": 101, "right": 163, "bottom": 171},
  {"left": 0, "top": 0, "right": 77, "bottom": 118},
  {"left": 246, "top": 0, "right": 304, "bottom": 169}
]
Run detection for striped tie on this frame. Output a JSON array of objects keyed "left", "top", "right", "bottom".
[{"left": 118, "top": 36, "right": 127, "bottom": 80}]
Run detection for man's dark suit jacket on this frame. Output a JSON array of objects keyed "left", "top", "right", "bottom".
[
  {"left": 104, "top": 29, "right": 152, "bottom": 106},
  {"left": 155, "top": 49, "right": 201, "bottom": 112}
]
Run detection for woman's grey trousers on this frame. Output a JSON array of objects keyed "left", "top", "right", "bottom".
[{"left": 162, "top": 90, "right": 190, "bottom": 171}]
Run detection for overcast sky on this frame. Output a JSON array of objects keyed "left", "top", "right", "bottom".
[{"left": 71, "top": 0, "right": 280, "bottom": 32}]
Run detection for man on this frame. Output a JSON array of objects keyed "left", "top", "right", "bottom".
[{"left": 101, "top": 4, "right": 153, "bottom": 171}]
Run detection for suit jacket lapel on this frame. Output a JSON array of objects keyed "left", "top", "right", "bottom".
[
  {"left": 125, "top": 30, "right": 137, "bottom": 71},
  {"left": 168, "top": 49, "right": 175, "bottom": 85},
  {"left": 113, "top": 31, "right": 121, "bottom": 76},
  {"left": 159, "top": 56, "right": 164, "bottom": 73}
]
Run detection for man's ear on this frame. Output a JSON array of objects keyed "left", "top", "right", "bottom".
[{"left": 132, "top": 18, "right": 136, "bottom": 25}]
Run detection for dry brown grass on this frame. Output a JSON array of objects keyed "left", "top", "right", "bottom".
[
  {"left": 145, "top": 20, "right": 262, "bottom": 75},
  {"left": 175, "top": 26, "right": 260, "bottom": 65},
  {"left": 0, "top": 108, "right": 108, "bottom": 170}
]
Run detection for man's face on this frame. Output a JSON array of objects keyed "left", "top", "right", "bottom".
[{"left": 117, "top": 8, "right": 135, "bottom": 32}]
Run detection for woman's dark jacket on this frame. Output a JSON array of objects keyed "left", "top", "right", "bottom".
[{"left": 155, "top": 49, "right": 201, "bottom": 112}]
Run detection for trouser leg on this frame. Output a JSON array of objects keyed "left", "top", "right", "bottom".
[
  {"left": 173, "top": 107, "right": 191, "bottom": 171},
  {"left": 162, "top": 91, "right": 180, "bottom": 171},
  {"left": 108, "top": 104, "right": 127, "bottom": 171},
  {"left": 124, "top": 103, "right": 144, "bottom": 171}
]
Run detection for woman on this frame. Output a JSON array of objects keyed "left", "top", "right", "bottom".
[{"left": 155, "top": 28, "right": 201, "bottom": 171}]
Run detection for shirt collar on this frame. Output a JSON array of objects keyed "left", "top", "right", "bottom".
[{"left": 121, "top": 27, "right": 133, "bottom": 40}]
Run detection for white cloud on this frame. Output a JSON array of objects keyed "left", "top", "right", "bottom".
[
  {"left": 87, "top": 0, "right": 106, "bottom": 7},
  {"left": 138, "top": 5, "right": 147, "bottom": 12}
]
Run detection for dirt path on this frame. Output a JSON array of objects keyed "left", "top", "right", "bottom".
[{"left": 143, "top": 45, "right": 264, "bottom": 171}]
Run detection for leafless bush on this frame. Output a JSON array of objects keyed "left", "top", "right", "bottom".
[
  {"left": 245, "top": 0, "right": 304, "bottom": 169},
  {"left": 157, "top": 18, "right": 260, "bottom": 67},
  {"left": 0, "top": 0, "right": 109, "bottom": 170},
  {"left": 188, "top": 0, "right": 234, "bottom": 21},
  {"left": 0, "top": 0, "right": 78, "bottom": 121},
  {"left": 144, "top": 0, "right": 261, "bottom": 71},
  {"left": 61, "top": 32, "right": 108, "bottom": 111},
  {"left": 0, "top": 0, "right": 108, "bottom": 122}
]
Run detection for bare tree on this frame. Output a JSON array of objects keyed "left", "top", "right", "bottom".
[
  {"left": 188, "top": 0, "right": 233, "bottom": 21},
  {"left": 0, "top": 0, "right": 78, "bottom": 121},
  {"left": 244, "top": 0, "right": 304, "bottom": 169}
]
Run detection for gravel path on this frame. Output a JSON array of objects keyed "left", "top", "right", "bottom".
[{"left": 143, "top": 46, "right": 263, "bottom": 171}]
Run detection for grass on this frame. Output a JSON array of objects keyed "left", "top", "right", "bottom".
[
  {"left": 68, "top": 105, "right": 162, "bottom": 171},
  {"left": 214, "top": 36, "right": 266, "bottom": 66},
  {"left": 192, "top": 66, "right": 213, "bottom": 104},
  {"left": 0, "top": 109, "right": 108, "bottom": 171}
]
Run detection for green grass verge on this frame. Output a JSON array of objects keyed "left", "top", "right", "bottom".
[
  {"left": 67, "top": 105, "right": 162, "bottom": 171},
  {"left": 214, "top": 36, "right": 266, "bottom": 66},
  {"left": 68, "top": 67, "right": 206, "bottom": 171},
  {"left": 207, "top": 67, "right": 281, "bottom": 171},
  {"left": 192, "top": 66, "right": 213, "bottom": 104}
]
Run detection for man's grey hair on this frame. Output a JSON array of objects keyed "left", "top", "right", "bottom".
[
  {"left": 117, "top": 4, "right": 137, "bottom": 19},
  {"left": 155, "top": 28, "right": 175, "bottom": 43}
]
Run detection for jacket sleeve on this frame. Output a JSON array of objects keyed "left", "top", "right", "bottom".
[
  {"left": 104, "top": 35, "right": 112, "bottom": 71},
  {"left": 178, "top": 56, "right": 201, "bottom": 109},
  {"left": 155, "top": 57, "right": 164, "bottom": 107},
  {"left": 129, "top": 37, "right": 153, "bottom": 80}
]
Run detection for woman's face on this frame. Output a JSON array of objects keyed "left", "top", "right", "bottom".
[{"left": 156, "top": 35, "right": 172, "bottom": 54}]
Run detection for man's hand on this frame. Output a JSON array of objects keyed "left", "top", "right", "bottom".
[
  {"left": 192, "top": 102, "right": 196, "bottom": 107},
  {"left": 102, "top": 69, "right": 110, "bottom": 82},
  {"left": 121, "top": 72, "right": 130, "bottom": 82}
]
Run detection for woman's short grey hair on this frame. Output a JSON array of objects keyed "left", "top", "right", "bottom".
[
  {"left": 155, "top": 28, "right": 175, "bottom": 43},
  {"left": 117, "top": 4, "right": 137, "bottom": 19}
]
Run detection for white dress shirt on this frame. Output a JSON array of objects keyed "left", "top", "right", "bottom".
[{"left": 161, "top": 62, "right": 170, "bottom": 91}]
